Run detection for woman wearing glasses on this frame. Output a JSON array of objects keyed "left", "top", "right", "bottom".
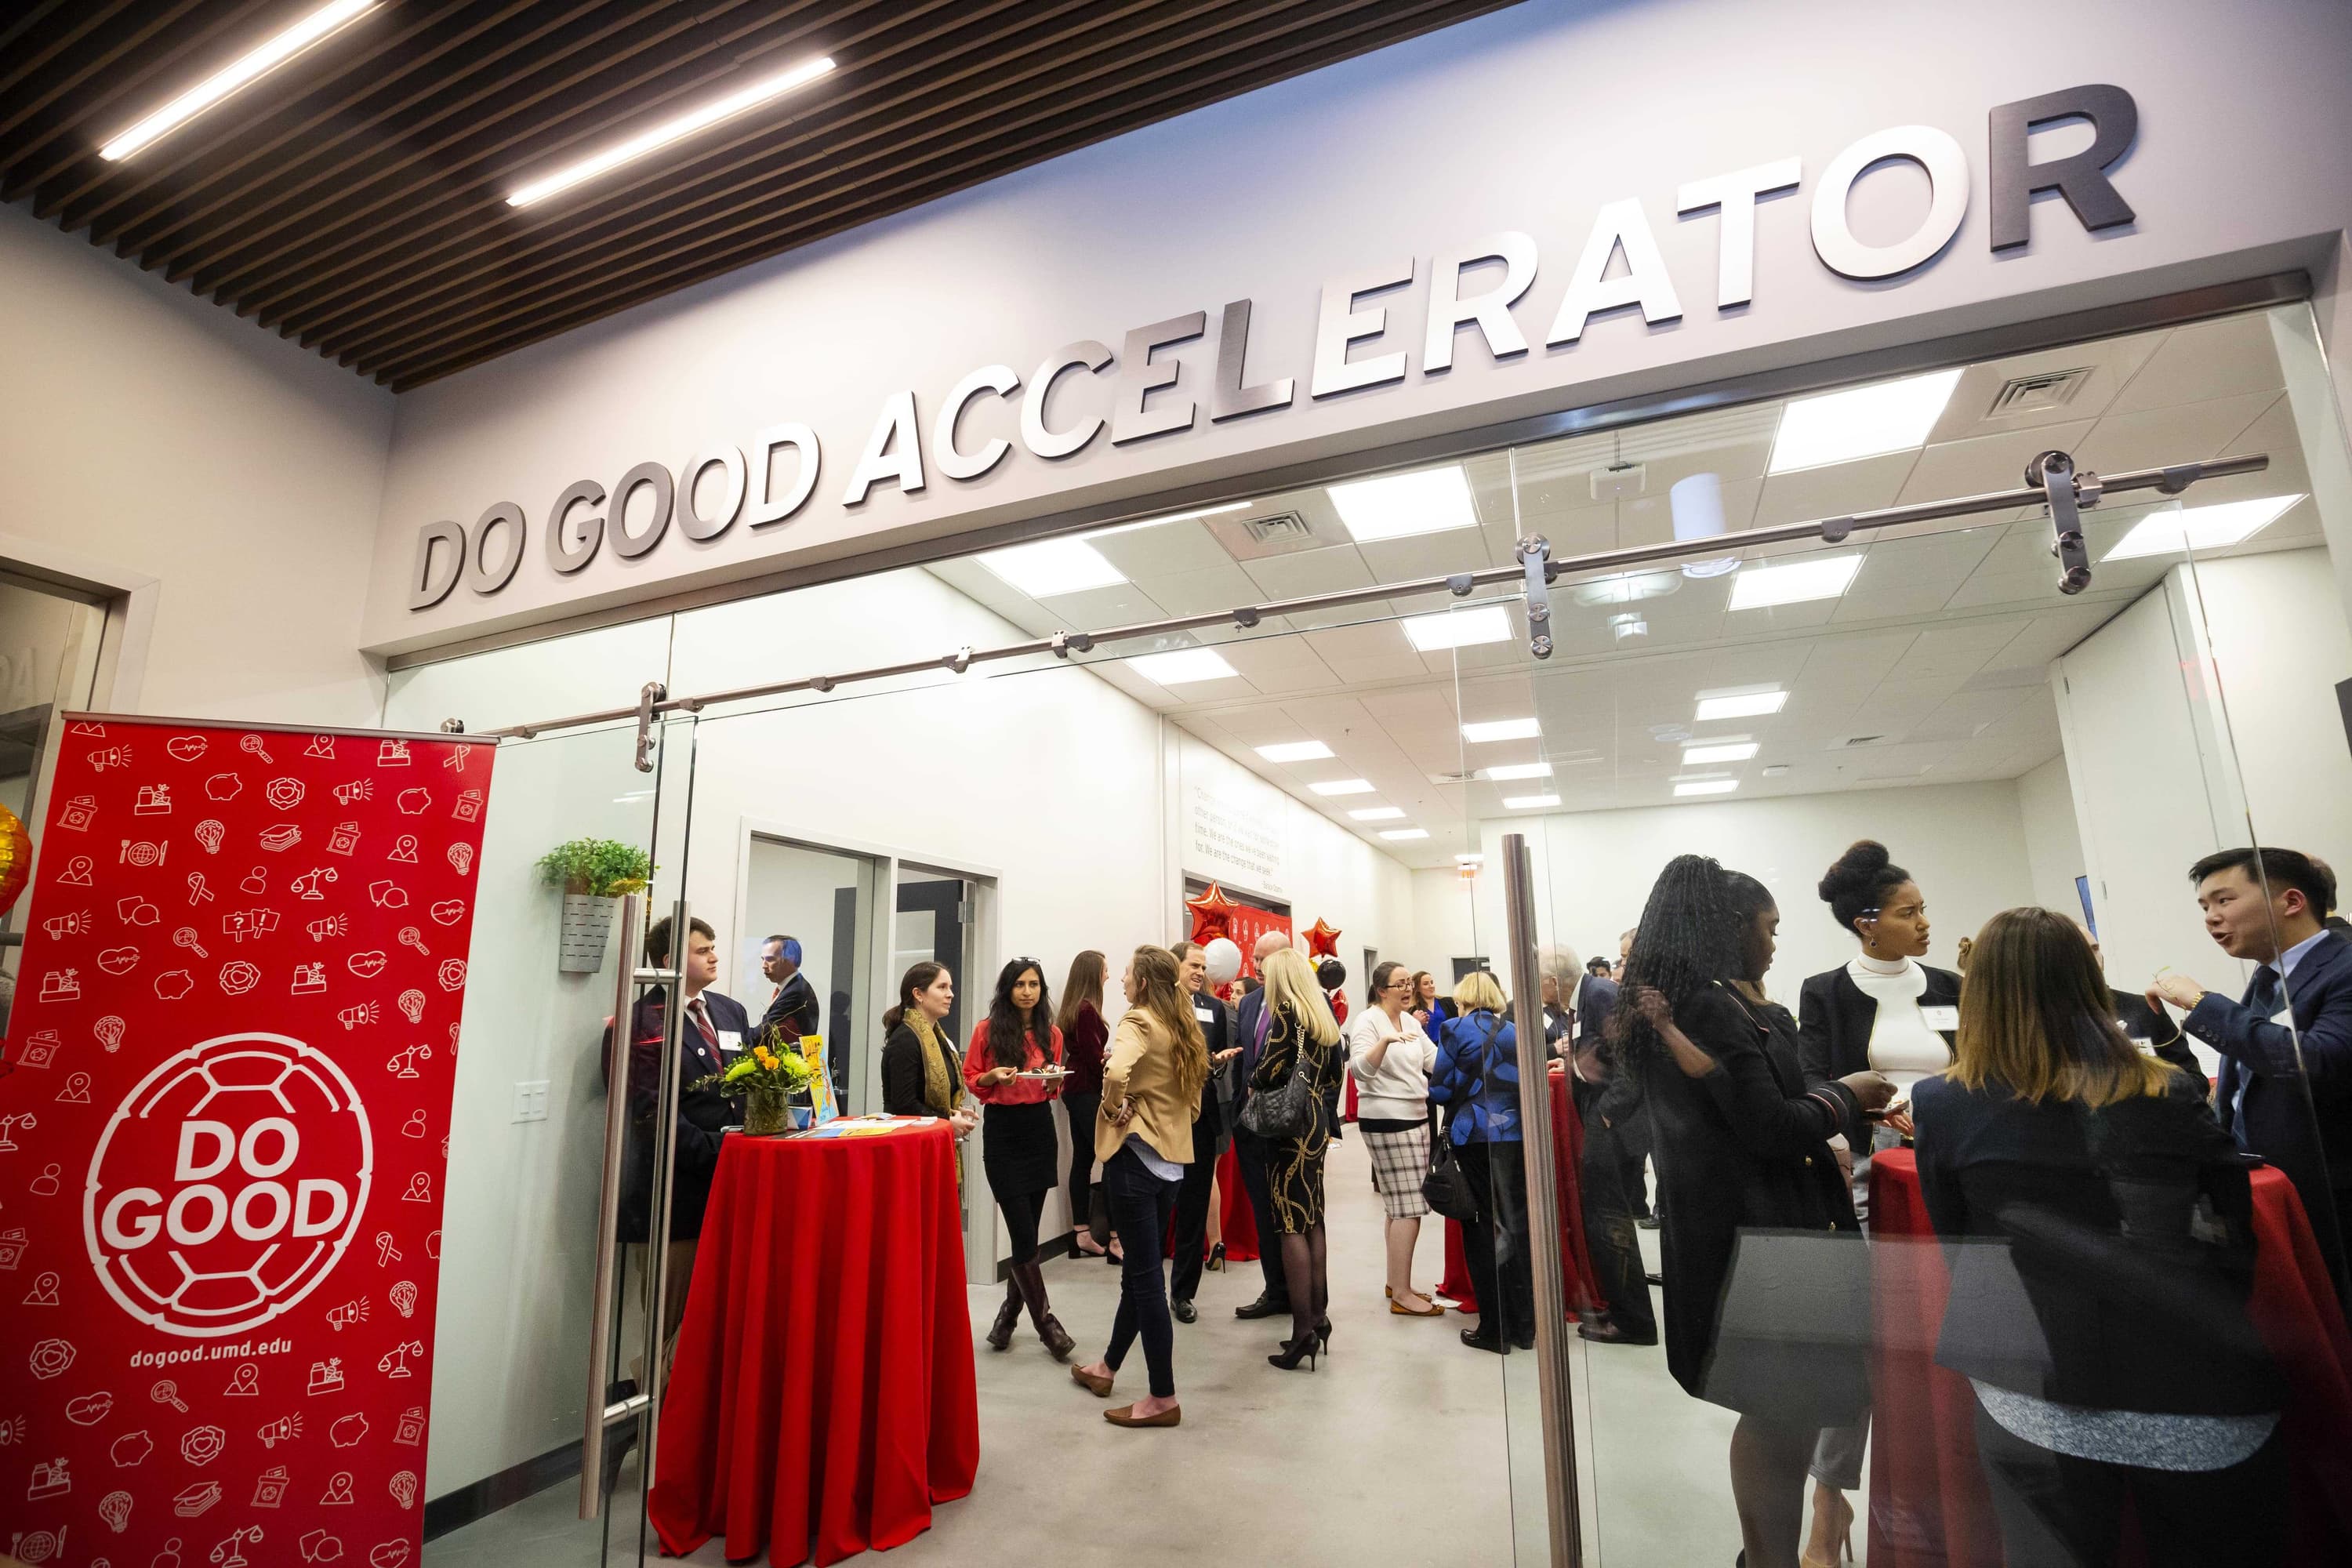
[
  {"left": 964, "top": 956, "right": 1073, "bottom": 1360},
  {"left": 1348, "top": 960, "right": 1443, "bottom": 1317}
]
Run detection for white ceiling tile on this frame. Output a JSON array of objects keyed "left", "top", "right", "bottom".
[
  {"left": 2074, "top": 391, "right": 2281, "bottom": 473},
  {"left": 1898, "top": 421, "right": 2096, "bottom": 504},
  {"left": 2107, "top": 314, "right": 2283, "bottom": 415},
  {"left": 1753, "top": 452, "right": 1918, "bottom": 528},
  {"left": 1090, "top": 518, "right": 1239, "bottom": 577},
  {"left": 1922, "top": 329, "right": 2164, "bottom": 443}
]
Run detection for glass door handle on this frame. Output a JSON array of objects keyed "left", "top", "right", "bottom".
[{"left": 580, "top": 891, "right": 644, "bottom": 1519}]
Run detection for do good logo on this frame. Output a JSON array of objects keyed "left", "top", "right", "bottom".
[{"left": 84, "top": 1033, "right": 372, "bottom": 1337}]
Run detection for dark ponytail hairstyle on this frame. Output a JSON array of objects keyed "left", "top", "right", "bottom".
[
  {"left": 884, "top": 961, "right": 947, "bottom": 1033},
  {"left": 1819, "top": 840, "right": 1913, "bottom": 939},
  {"left": 985, "top": 958, "right": 1057, "bottom": 1070},
  {"left": 1612, "top": 855, "right": 1777, "bottom": 1062}
]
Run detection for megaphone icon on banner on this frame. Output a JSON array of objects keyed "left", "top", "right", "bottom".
[{"left": 257, "top": 1413, "right": 303, "bottom": 1449}]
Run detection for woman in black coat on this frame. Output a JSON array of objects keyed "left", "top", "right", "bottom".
[{"left": 1621, "top": 855, "right": 1895, "bottom": 1568}]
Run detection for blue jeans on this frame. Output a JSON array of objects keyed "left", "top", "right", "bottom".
[{"left": 1102, "top": 1145, "right": 1181, "bottom": 1398}]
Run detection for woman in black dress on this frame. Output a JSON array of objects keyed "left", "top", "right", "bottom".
[
  {"left": 1618, "top": 855, "right": 1895, "bottom": 1568},
  {"left": 963, "top": 957, "right": 1073, "bottom": 1359},
  {"left": 1250, "top": 947, "right": 1343, "bottom": 1370}
]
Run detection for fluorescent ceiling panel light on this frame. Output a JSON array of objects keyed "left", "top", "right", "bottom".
[
  {"left": 1682, "top": 741, "right": 1759, "bottom": 765},
  {"left": 1694, "top": 690, "right": 1787, "bottom": 722},
  {"left": 100, "top": 0, "right": 379, "bottom": 161},
  {"left": 1327, "top": 466, "right": 1477, "bottom": 543},
  {"left": 1380, "top": 828, "right": 1432, "bottom": 841},
  {"left": 1308, "top": 779, "right": 1376, "bottom": 797},
  {"left": 2100, "top": 495, "right": 2305, "bottom": 561},
  {"left": 1769, "top": 368, "right": 1962, "bottom": 473},
  {"left": 977, "top": 537, "right": 1127, "bottom": 597},
  {"left": 1456, "top": 853, "right": 1486, "bottom": 865},
  {"left": 1727, "top": 554, "right": 1863, "bottom": 611},
  {"left": 1503, "top": 793, "right": 1562, "bottom": 809},
  {"left": 1481, "top": 762, "right": 1553, "bottom": 782},
  {"left": 1675, "top": 779, "right": 1740, "bottom": 797},
  {"left": 509, "top": 54, "right": 834, "bottom": 206},
  {"left": 1254, "top": 740, "right": 1333, "bottom": 763},
  {"left": 1461, "top": 717, "right": 1541, "bottom": 743},
  {"left": 1125, "top": 648, "right": 1237, "bottom": 685},
  {"left": 1401, "top": 604, "right": 1511, "bottom": 652},
  {"left": 1348, "top": 807, "right": 1407, "bottom": 822},
  {"left": 1091, "top": 503, "right": 1252, "bottom": 537}
]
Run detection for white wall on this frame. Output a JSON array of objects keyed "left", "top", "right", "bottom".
[
  {"left": 2191, "top": 548, "right": 2352, "bottom": 861},
  {"left": 0, "top": 202, "right": 394, "bottom": 723},
  {"left": 2016, "top": 753, "right": 2089, "bottom": 921}
]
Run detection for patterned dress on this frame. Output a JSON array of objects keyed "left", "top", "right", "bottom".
[{"left": 1251, "top": 999, "right": 1340, "bottom": 1233}]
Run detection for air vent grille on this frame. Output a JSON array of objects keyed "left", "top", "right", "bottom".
[
  {"left": 1242, "top": 511, "right": 1316, "bottom": 546},
  {"left": 1830, "top": 732, "right": 1903, "bottom": 750},
  {"left": 1207, "top": 508, "right": 1331, "bottom": 561},
  {"left": 1987, "top": 367, "right": 2095, "bottom": 417}
]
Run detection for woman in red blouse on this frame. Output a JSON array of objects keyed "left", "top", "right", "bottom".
[
  {"left": 1057, "top": 950, "right": 1116, "bottom": 1260},
  {"left": 966, "top": 956, "right": 1073, "bottom": 1359}
]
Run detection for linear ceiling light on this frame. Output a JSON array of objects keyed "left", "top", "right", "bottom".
[
  {"left": 508, "top": 54, "right": 835, "bottom": 207},
  {"left": 1675, "top": 779, "right": 1740, "bottom": 797},
  {"left": 1503, "top": 793, "right": 1561, "bottom": 810},
  {"left": 1380, "top": 828, "right": 1431, "bottom": 841},
  {"left": 100, "top": 0, "right": 379, "bottom": 161},
  {"left": 2101, "top": 495, "right": 2304, "bottom": 561},
  {"left": 1767, "top": 368, "right": 1963, "bottom": 473},
  {"left": 977, "top": 537, "right": 1127, "bottom": 597},
  {"left": 1327, "top": 466, "right": 1477, "bottom": 543},
  {"left": 1461, "top": 717, "right": 1541, "bottom": 743},
  {"left": 1401, "top": 604, "right": 1511, "bottom": 652},
  {"left": 1091, "top": 503, "right": 1252, "bottom": 538},
  {"left": 1694, "top": 690, "right": 1786, "bottom": 722},
  {"left": 1125, "top": 648, "right": 1237, "bottom": 685},
  {"left": 1309, "top": 779, "right": 1376, "bottom": 797},
  {"left": 1727, "top": 554, "right": 1863, "bottom": 610},
  {"left": 1349, "top": 806, "right": 1407, "bottom": 822},
  {"left": 1482, "top": 762, "right": 1553, "bottom": 781},
  {"left": 1682, "top": 740, "right": 1759, "bottom": 765},
  {"left": 1255, "top": 740, "right": 1333, "bottom": 763}
]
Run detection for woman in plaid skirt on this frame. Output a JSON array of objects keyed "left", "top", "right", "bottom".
[{"left": 1347, "top": 960, "right": 1443, "bottom": 1317}]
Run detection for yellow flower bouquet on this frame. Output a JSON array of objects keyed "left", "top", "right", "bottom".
[{"left": 693, "top": 1031, "right": 814, "bottom": 1135}]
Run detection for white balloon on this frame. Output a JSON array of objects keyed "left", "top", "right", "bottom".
[{"left": 1202, "top": 937, "right": 1243, "bottom": 985}]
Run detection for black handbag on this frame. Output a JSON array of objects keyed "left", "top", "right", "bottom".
[
  {"left": 1238, "top": 1008, "right": 1315, "bottom": 1139},
  {"left": 1422, "top": 1015, "right": 1498, "bottom": 1222}
]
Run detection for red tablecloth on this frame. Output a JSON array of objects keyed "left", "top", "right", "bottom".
[
  {"left": 1869, "top": 1149, "right": 2352, "bottom": 1568},
  {"left": 1434, "top": 1077, "right": 1605, "bottom": 1319},
  {"left": 648, "top": 1122, "right": 978, "bottom": 1565}
]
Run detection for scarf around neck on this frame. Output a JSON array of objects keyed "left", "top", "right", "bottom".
[{"left": 906, "top": 1006, "right": 962, "bottom": 1116}]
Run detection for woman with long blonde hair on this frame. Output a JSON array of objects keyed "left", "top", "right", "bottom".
[
  {"left": 1070, "top": 946, "right": 1209, "bottom": 1428},
  {"left": 1250, "top": 946, "right": 1344, "bottom": 1370}
]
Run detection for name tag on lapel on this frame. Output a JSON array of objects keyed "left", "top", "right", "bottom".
[
  {"left": 1920, "top": 1005, "right": 1959, "bottom": 1033},
  {"left": 716, "top": 1029, "right": 743, "bottom": 1055}
]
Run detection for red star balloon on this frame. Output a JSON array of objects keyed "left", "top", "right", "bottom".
[
  {"left": 1185, "top": 882, "right": 1239, "bottom": 946},
  {"left": 1305, "top": 917, "right": 1341, "bottom": 958}
]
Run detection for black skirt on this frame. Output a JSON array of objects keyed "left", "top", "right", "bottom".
[{"left": 982, "top": 1099, "right": 1059, "bottom": 1199}]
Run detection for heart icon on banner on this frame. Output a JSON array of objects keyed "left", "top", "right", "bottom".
[
  {"left": 65, "top": 1392, "right": 114, "bottom": 1425},
  {"left": 166, "top": 735, "right": 208, "bottom": 761},
  {"left": 347, "top": 952, "right": 388, "bottom": 979},
  {"left": 428, "top": 899, "right": 466, "bottom": 926},
  {"left": 97, "top": 946, "right": 140, "bottom": 975},
  {"left": 370, "top": 1541, "right": 414, "bottom": 1568}
]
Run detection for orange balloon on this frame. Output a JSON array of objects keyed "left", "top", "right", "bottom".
[{"left": 0, "top": 803, "right": 30, "bottom": 916}]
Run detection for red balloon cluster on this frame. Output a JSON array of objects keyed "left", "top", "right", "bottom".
[{"left": 1185, "top": 882, "right": 1239, "bottom": 946}]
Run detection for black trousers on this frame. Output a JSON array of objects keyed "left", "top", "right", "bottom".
[
  {"left": 1459, "top": 1138, "right": 1534, "bottom": 1341},
  {"left": 1578, "top": 1109, "right": 1656, "bottom": 1338},
  {"left": 1102, "top": 1146, "right": 1181, "bottom": 1398},
  {"left": 1232, "top": 1126, "right": 1288, "bottom": 1305},
  {"left": 1971, "top": 1398, "right": 2286, "bottom": 1568},
  {"left": 1062, "top": 1090, "right": 1102, "bottom": 1239},
  {"left": 1170, "top": 1115, "right": 1229, "bottom": 1305}
]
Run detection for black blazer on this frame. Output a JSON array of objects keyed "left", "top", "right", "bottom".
[
  {"left": 603, "top": 986, "right": 751, "bottom": 1242},
  {"left": 1232, "top": 985, "right": 1269, "bottom": 1123},
  {"left": 1911, "top": 1071, "right": 2280, "bottom": 1416},
  {"left": 1189, "top": 989, "right": 1230, "bottom": 1144},
  {"left": 758, "top": 971, "right": 822, "bottom": 1044},
  {"left": 880, "top": 1021, "right": 962, "bottom": 1117},
  {"left": 1796, "top": 963, "right": 1962, "bottom": 1087}
]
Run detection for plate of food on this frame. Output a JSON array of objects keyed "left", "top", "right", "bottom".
[{"left": 1015, "top": 1066, "right": 1069, "bottom": 1080}]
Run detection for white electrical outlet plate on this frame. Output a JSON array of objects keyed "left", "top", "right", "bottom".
[{"left": 510, "top": 1080, "right": 550, "bottom": 1123}]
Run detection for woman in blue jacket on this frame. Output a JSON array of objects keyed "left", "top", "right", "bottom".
[{"left": 1428, "top": 970, "right": 1532, "bottom": 1352}]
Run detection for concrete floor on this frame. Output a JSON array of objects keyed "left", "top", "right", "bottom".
[{"left": 428, "top": 1138, "right": 1759, "bottom": 1567}]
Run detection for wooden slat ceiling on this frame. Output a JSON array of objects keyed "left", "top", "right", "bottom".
[{"left": 0, "top": 0, "right": 1512, "bottom": 391}]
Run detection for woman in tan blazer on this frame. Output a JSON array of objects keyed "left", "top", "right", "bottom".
[{"left": 1069, "top": 945, "right": 1209, "bottom": 1428}]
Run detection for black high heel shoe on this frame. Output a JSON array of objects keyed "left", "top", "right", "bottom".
[
  {"left": 1206, "top": 1242, "right": 1226, "bottom": 1272},
  {"left": 1315, "top": 1317, "right": 1332, "bottom": 1354},
  {"left": 1268, "top": 1334, "right": 1319, "bottom": 1371}
]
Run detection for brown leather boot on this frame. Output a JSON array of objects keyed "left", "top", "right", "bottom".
[
  {"left": 1011, "top": 1262, "right": 1074, "bottom": 1359},
  {"left": 985, "top": 1282, "right": 1022, "bottom": 1352}
]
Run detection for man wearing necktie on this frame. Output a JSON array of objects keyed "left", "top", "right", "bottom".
[{"left": 2152, "top": 847, "right": 2352, "bottom": 1309}]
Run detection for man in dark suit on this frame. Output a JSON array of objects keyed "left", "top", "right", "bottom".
[
  {"left": 1230, "top": 931, "right": 1293, "bottom": 1321},
  {"left": 2311, "top": 855, "right": 2352, "bottom": 936},
  {"left": 2071, "top": 920, "right": 2207, "bottom": 1086},
  {"left": 756, "top": 935, "right": 822, "bottom": 1044},
  {"left": 2153, "top": 847, "right": 2352, "bottom": 1305},
  {"left": 1169, "top": 941, "right": 1240, "bottom": 1323}
]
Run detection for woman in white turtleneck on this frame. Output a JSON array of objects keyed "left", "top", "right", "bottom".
[{"left": 1791, "top": 840, "right": 1962, "bottom": 1568}]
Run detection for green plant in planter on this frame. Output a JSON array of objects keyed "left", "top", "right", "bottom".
[{"left": 537, "top": 838, "right": 653, "bottom": 898}]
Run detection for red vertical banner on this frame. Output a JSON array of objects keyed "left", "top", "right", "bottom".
[{"left": 0, "top": 718, "right": 493, "bottom": 1568}]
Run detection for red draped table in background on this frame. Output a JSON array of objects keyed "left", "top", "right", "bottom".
[
  {"left": 648, "top": 1120, "right": 979, "bottom": 1566},
  {"left": 1868, "top": 1149, "right": 2352, "bottom": 1568},
  {"left": 1439, "top": 1071, "right": 1606, "bottom": 1319}
]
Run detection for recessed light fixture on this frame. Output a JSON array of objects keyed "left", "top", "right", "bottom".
[
  {"left": 2101, "top": 495, "right": 2305, "bottom": 561},
  {"left": 1762, "top": 764, "right": 1792, "bottom": 779},
  {"left": 1308, "top": 779, "right": 1376, "bottom": 797},
  {"left": 1694, "top": 690, "right": 1787, "bottom": 722},
  {"left": 1401, "top": 604, "right": 1511, "bottom": 652},
  {"left": 1503, "top": 793, "right": 1562, "bottom": 809},
  {"left": 1380, "top": 828, "right": 1432, "bottom": 841},
  {"left": 1727, "top": 554, "right": 1863, "bottom": 611},
  {"left": 1349, "top": 806, "right": 1407, "bottom": 822},
  {"left": 1125, "top": 648, "right": 1237, "bottom": 685},
  {"left": 100, "top": 0, "right": 380, "bottom": 162},
  {"left": 1255, "top": 740, "right": 1334, "bottom": 763},
  {"left": 1456, "top": 853, "right": 1486, "bottom": 865},
  {"left": 1091, "top": 503, "right": 1254, "bottom": 538},
  {"left": 1682, "top": 741, "right": 1759, "bottom": 765},
  {"left": 1675, "top": 779, "right": 1740, "bottom": 797},
  {"left": 1327, "top": 466, "right": 1478, "bottom": 543},
  {"left": 1461, "top": 717, "right": 1541, "bottom": 743},
  {"left": 508, "top": 54, "right": 835, "bottom": 207},
  {"left": 977, "top": 537, "right": 1128, "bottom": 597},
  {"left": 1767, "top": 368, "right": 1963, "bottom": 473},
  {"left": 1481, "top": 762, "right": 1553, "bottom": 782}
]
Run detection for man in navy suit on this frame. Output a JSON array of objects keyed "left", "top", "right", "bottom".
[
  {"left": 1230, "top": 931, "right": 1292, "bottom": 1321},
  {"left": 2153, "top": 846, "right": 2352, "bottom": 1306}
]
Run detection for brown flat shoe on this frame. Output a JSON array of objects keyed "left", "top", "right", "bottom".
[
  {"left": 1070, "top": 1364, "right": 1113, "bottom": 1397},
  {"left": 1105, "top": 1402, "right": 1180, "bottom": 1428},
  {"left": 1390, "top": 1297, "right": 1444, "bottom": 1317}
]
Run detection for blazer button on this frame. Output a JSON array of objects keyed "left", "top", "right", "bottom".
[{"left": 1803, "top": 1156, "right": 1813, "bottom": 1167}]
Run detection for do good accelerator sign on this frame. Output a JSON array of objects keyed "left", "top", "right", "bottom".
[{"left": 0, "top": 718, "right": 494, "bottom": 1568}]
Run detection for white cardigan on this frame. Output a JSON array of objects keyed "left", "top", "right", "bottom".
[{"left": 1345, "top": 1007, "right": 1437, "bottom": 1122}]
